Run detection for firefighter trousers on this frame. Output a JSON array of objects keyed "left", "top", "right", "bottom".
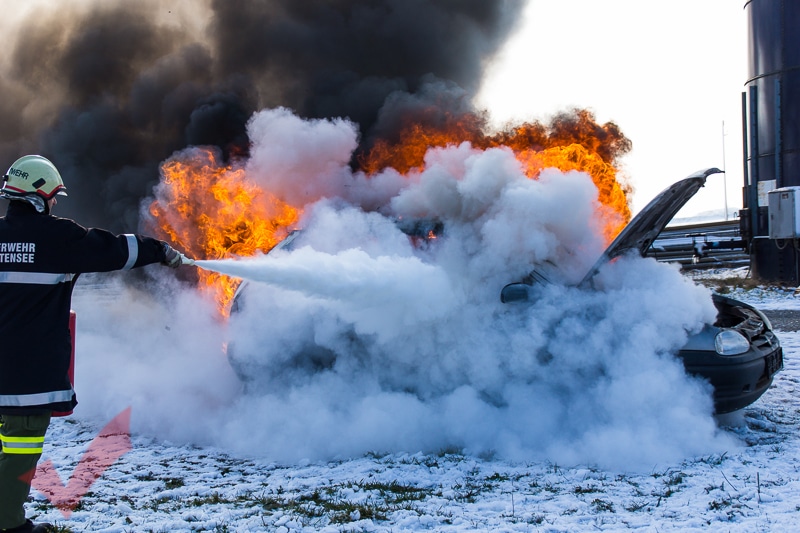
[{"left": 0, "top": 413, "right": 51, "bottom": 530}]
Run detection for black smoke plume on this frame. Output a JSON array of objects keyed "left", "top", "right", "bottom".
[{"left": 0, "top": 0, "right": 525, "bottom": 231}]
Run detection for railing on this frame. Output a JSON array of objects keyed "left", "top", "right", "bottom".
[{"left": 647, "top": 219, "right": 749, "bottom": 270}]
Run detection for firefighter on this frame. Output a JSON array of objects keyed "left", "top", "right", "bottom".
[{"left": 0, "top": 155, "right": 192, "bottom": 533}]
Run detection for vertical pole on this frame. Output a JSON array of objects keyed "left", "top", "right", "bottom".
[
  {"left": 722, "top": 120, "right": 729, "bottom": 220},
  {"left": 742, "top": 92, "right": 749, "bottom": 209},
  {"left": 774, "top": 77, "right": 782, "bottom": 188},
  {"left": 749, "top": 85, "right": 760, "bottom": 236},
  {"left": 741, "top": 91, "right": 753, "bottom": 246}
]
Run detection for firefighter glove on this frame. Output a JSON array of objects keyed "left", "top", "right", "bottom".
[{"left": 162, "top": 243, "right": 193, "bottom": 268}]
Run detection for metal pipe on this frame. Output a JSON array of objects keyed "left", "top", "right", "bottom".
[
  {"left": 749, "top": 85, "right": 760, "bottom": 236},
  {"left": 774, "top": 77, "right": 782, "bottom": 188},
  {"left": 742, "top": 91, "right": 749, "bottom": 196}
]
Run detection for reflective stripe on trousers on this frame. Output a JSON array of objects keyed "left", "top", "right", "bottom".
[{"left": 0, "top": 421, "right": 45, "bottom": 455}]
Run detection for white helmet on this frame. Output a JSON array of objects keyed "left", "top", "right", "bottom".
[
  {"left": 2, "top": 155, "right": 67, "bottom": 200},
  {"left": 1, "top": 155, "right": 67, "bottom": 213}
]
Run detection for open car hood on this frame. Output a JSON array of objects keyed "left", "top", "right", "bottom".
[{"left": 579, "top": 167, "right": 722, "bottom": 287}]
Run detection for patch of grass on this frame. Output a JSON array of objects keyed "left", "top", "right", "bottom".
[
  {"left": 709, "top": 496, "right": 733, "bottom": 511},
  {"left": 163, "top": 477, "right": 185, "bottom": 490},
  {"left": 527, "top": 514, "right": 547, "bottom": 525},
  {"left": 452, "top": 479, "right": 483, "bottom": 503},
  {"left": 543, "top": 482, "right": 561, "bottom": 494},
  {"left": 665, "top": 472, "right": 685, "bottom": 487},
  {"left": 624, "top": 499, "right": 649, "bottom": 512},
  {"left": 135, "top": 471, "right": 158, "bottom": 482},
  {"left": 574, "top": 485, "right": 601, "bottom": 495},
  {"left": 699, "top": 452, "right": 728, "bottom": 466},
  {"left": 188, "top": 492, "right": 227, "bottom": 507},
  {"left": 591, "top": 498, "right": 615, "bottom": 513},
  {"left": 649, "top": 470, "right": 687, "bottom": 500},
  {"left": 328, "top": 501, "right": 389, "bottom": 523},
  {"left": 288, "top": 488, "right": 397, "bottom": 523},
  {"left": 234, "top": 479, "right": 436, "bottom": 525},
  {"left": 144, "top": 495, "right": 175, "bottom": 511},
  {"left": 361, "top": 481, "right": 431, "bottom": 504},
  {"left": 254, "top": 493, "right": 285, "bottom": 512},
  {"left": 486, "top": 472, "right": 510, "bottom": 482}
]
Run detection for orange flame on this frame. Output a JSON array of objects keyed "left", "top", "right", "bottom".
[
  {"left": 515, "top": 144, "right": 628, "bottom": 240},
  {"left": 150, "top": 108, "right": 631, "bottom": 314},
  {"left": 358, "top": 108, "right": 632, "bottom": 238},
  {"left": 149, "top": 148, "right": 300, "bottom": 313}
]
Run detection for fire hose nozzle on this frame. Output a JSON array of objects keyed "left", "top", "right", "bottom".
[{"left": 180, "top": 253, "right": 196, "bottom": 266}]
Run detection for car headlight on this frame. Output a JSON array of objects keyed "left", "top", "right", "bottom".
[{"left": 715, "top": 329, "right": 751, "bottom": 356}]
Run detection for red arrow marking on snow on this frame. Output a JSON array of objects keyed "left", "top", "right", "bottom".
[{"left": 22, "top": 407, "right": 132, "bottom": 518}]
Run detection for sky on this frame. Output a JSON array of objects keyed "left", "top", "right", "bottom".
[{"left": 476, "top": 0, "right": 748, "bottom": 219}]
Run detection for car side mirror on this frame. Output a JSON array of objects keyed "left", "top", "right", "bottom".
[{"left": 500, "top": 282, "right": 531, "bottom": 303}]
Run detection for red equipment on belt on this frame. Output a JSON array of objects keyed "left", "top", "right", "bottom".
[{"left": 52, "top": 310, "right": 76, "bottom": 417}]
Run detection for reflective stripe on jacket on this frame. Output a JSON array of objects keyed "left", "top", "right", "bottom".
[{"left": 0, "top": 201, "right": 168, "bottom": 414}]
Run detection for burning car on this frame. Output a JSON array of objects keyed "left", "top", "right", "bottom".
[
  {"left": 501, "top": 168, "right": 783, "bottom": 414},
  {"left": 228, "top": 168, "right": 782, "bottom": 414}
]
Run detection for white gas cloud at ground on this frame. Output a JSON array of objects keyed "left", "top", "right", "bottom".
[{"left": 24, "top": 275, "right": 800, "bottom": 532}]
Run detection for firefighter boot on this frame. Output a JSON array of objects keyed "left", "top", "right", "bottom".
[{"left": 1, "top": 519, "right": 55, "bottom": 532}]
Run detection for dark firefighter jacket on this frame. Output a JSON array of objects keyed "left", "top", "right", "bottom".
[{"left": 0, "top": 201, "right": 169, "bottom": 415}]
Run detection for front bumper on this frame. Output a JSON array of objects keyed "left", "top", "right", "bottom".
[{"left": 679, "top": 330, "right": 783, "bottom": 414}]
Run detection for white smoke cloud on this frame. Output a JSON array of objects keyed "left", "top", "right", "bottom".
[
  {"left": 244, "top": 106, "right": 415, "bottom": 211},
  {"left": 72, "top": 108, "right": 739, "bottom": 472},
  {"left": 71, "top": 274, "right": 240, "bottom": 430},
  {"left": 244, "top": 107, "right": 360, "bottom": 206}
]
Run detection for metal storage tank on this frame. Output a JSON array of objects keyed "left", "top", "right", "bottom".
[{"left": 743, "top": 0, "right": 800, "bottom": 282}]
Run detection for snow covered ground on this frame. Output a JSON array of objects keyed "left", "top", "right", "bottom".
[{"left": 19, "top": 267, "right": 800, "bottom": 532}]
